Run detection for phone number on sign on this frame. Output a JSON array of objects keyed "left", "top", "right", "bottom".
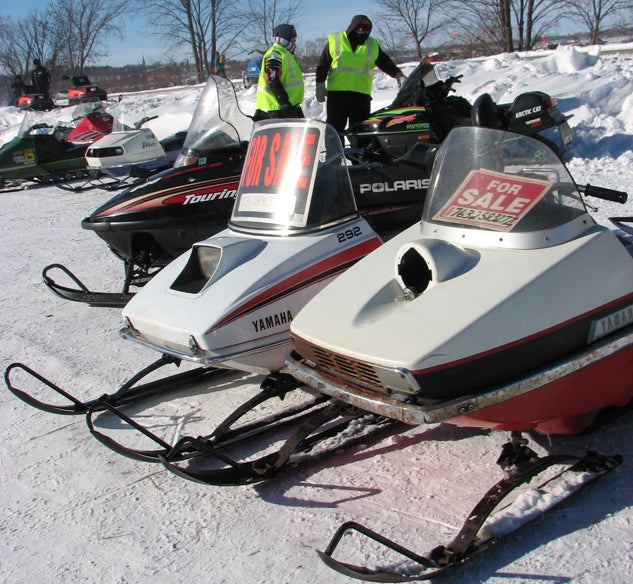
[{"left": 444, "top": 206, "right": 516, "bottom": 228}]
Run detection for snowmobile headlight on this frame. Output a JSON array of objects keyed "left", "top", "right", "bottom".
[
  {"left": 174, "top": 151, "right": 199, "bottom": 168},
  {"left": 197, "top": 246, "right": 222, "bottom": 278},
  {"left": 87, "top": 146, "right": 124, "bottom": 158},
  {"left": 170, "top": 245, "right": 222, "bottom": 294}
]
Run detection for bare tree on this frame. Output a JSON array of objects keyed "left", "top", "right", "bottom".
[
  {"left": 511, "top": 1, "right": 566, "bottom": 50},
  {"left": 445, "top": 0, "right": 565, "bottom": 53},
  {"left": 561, "top": 0, "right": 633, "bottom": 44},
  {"left": 4, "top": 8, "right": 66, "bottom": 78},
  {"left": 371, "top": 0, "right": 451, "bottom": 60},
  {"left": 0, "top": 16, "right": 25, "bottom": 75},
  {"left": 49, "top": 0, "right": 130, "bottom": 74},
  {"left": 500, "top": 0, "right": 513, "bottom": 51},
  {"left": 236, "top": 0, "right": 303, "bottom": 51},
  {"left": 142, "top": 0, "right": 244, "bottom": 82}
]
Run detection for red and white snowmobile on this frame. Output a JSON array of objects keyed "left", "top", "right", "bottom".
[
  {"left": 85, "top": 115, "right": 187, "bottom": 182},
  {"left": 285, "top": 125, "right": 632, "bottom": 580},
  {"left": 65, "top": 99, "right": 114, "bottom": 144}
]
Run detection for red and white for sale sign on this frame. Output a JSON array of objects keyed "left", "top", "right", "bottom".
[{"left": 433, "top": 169, "right": 551, "bottom": 231}]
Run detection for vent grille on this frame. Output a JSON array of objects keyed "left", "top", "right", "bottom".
[{"left": 292, "top": 334, "right": 387, "bottom": 393}]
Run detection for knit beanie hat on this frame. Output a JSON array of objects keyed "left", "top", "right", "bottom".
[{"left": 273, "top": 24, "right": 297, "bottom": 42}]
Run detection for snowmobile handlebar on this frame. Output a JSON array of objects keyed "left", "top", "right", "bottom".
[
  {"left": 444, "top": 74, "right": 463, "bottom": 92},
  {"left": 583, "top": 183, "right": 628, "bottom": 204}
]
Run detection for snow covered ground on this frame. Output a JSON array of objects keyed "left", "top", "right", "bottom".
[{"left": 1, "top": 45, "right": 633, "bottom": 583}]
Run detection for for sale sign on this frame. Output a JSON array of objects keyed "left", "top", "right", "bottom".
[
  {"left": 234, "top": 122, "right": 321, "bottom": 227},
  {"left": 433, "top": 169, "right": 552, "bottom": 231}
]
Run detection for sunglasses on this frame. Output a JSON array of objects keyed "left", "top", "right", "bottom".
[{"left": 355, "top": 25, "right": 371, "bottom": 32}]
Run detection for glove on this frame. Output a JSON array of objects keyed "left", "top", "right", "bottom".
[
  {"left": 280, "top": 103, "right": 303, "bottom": 118},
  {"left": 396, "top": 73, "right": 405, "bottom": 88},
  {"left": 316, "top": 82, "right": 327, "bottom": 103}
]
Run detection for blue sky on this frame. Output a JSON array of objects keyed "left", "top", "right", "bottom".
[{"left": 4, "top": 0, "right": 373, "bottom": 66}]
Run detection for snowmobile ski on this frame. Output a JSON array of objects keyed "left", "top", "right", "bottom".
[
  {"left": 42, "top": 263, "right": 134, "bottom": 307},
  {"left": 4, "top": 355, "right": 220, "bottom": 416},
  {"left": 85, "top": 373, "right": 312, "bottom": 463},
  {"left": 84, "top": 372, "right": 400, "bottom": 483},
  {"left": 159, "top": 400, "right": 396, "bottom": 486},
  {"left": 317, "top": 445, "right": 622, "bottom": 582},
  {"left": 42, "top": 258, "right": 162, "bottom": 307}
]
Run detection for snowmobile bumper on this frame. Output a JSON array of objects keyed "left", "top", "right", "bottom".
[{"left": 284, "top": 324, "right": 633, "bottom": 431}]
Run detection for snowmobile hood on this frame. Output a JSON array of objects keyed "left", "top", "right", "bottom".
[
  {"left": 85, "top": 128, "right": 167, "bottom": 169},
  {"left": 88, "top": 129, "right": 155, "bottom": 149}
]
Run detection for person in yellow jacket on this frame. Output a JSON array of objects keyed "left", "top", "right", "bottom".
[
  {"left": 315, "top": 15, "right": 404, "bottom": 136},
  {"left": 254, "top": 24, "right": 304, "bottom": 121}
]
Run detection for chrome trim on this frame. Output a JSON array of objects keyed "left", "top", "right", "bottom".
[
  {"left": 420, "top": 213, "right": 595, "bottom": 250},
  {"left": 229, "top": 213, "right": 361, "bottom": 237},
  {"left": 284, "top": 327, "right": 633, "bottom": 425},
  {"left": 120, "top": 324, "right": 289, "bottom": 369}
]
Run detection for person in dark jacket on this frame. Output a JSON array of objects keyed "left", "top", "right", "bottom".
[
  {"left": 315, "top": 15, "right": 404, "bottom": 136},
  {"left": 31, "top": 59, "right": 51, "bottom": 98},
  {"left": 9, "top": 74, "right": 25, "bottom": 106},
  {"left": 253, "top": 24, "right": 304, "bottom": 121}
]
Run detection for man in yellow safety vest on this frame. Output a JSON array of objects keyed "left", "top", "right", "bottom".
[
  {"left": 254, "top": 24, "right": 304, "bottom": 120},
  {"left": 315, "top": 15, "right": 404, "bottom": 137}
]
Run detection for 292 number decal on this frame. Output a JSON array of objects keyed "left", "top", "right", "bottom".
[{"left": 337, "top": 226, "right": 362, "bottom": 243}]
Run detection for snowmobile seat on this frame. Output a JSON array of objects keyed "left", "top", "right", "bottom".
[{"left": 471, "top": 93, "right": 503, "bottom": 129}]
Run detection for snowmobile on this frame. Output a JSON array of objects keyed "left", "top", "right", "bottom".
[
  {"left": 42, "top": 76, "right": 252, "bottom": 306},
  {"left": 345, "top": 60, "right": 573, "bottom": 161},
  {"left": 53, "top": 74, "right": 108, "bottom": 106},
  {"left": 6, "top": 123, "right": 626, "bottom": 486},
  {"left": 64, "top": 99, "right": 114, "bottom": 144},
  {"left": 85, "top": 114, "right": 187, "bottom": 182},
  {"left": 284, "top": 125, "right": 631, "bottom": 580},
  {"left": 0, "top": 112, "right": 91, "bottom": 190},
  {"left": 43, "top": 75, "right": 431, "bottom": 306},
  {"left": 0, "top": 101, "right": 115, "bottom": 191},
  {"left": 18, "top": 85, "right": 55, "bottom": 111},
  {"left": 6, "top": 117, "right": 419, "bottom": 481}
]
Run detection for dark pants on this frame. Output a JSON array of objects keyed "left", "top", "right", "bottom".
[{"left": 326, "top": 91, "right": 372, "bottom": 134}]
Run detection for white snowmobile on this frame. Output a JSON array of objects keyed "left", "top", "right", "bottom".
[
  {"left": 285, "top": 125, "right": 632, "bottom": 580},
  {"left": 85, "top": 115, "right": 187, "bottom": 182}
]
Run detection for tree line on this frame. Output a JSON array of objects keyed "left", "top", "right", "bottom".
[{"left": 2, "top": 0, "right": 632, "bottom": 87}]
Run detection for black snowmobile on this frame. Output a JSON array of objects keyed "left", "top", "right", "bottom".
[
  {"left": 43, "top": 75, "right": 436, "bottom": 307},
  {"left": 17, "top": 86, "right": 55, "bottom": 111},
  {"left": 43, "top": 66, "right": 573, "bottom": 307}
]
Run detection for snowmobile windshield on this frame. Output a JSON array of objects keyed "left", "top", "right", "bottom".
[
  {"left": 71, "top": 98, "right": 105, "bottom": 122},
  {"left": 421, "top": 126, "right": 590, "bottom": 249},
  {"left": 17, "top": 111, "right": 35, "bottom": 137},
  {"left": 174, "top": 76, "right": 252, "bottom": 168},
  {"left": 230, "top": 119, "right": 358, "bottom": 234},
  {"left": 16, "top": 111, "right": 51, "bottom": 137},
  {"left": 389, "top": 61, "right": 440, "bottom": 108}
]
